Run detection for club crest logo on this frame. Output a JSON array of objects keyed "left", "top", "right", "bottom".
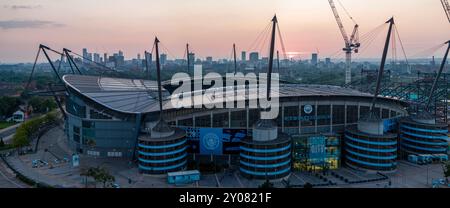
[
  {"left": 202, "top": 133, "right": 220, "bottom": 150},
  {"left": 304, "top": 105, "right": 313, "bottom": 114}
]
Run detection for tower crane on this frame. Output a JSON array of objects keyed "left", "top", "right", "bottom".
[
  {"left": 328, "top": 0, "right": 360, "bottom": 84},
  {"left": 441, "top": 0, "right": 450, "bottom": 23}
]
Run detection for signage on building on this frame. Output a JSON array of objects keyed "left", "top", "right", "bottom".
[
  {"left": 304, "top": 105, "right": 313, "bottom": 114},
  {"left": 308, "top": 136, "right": 326, "bottom": 160},
  {"left": 182, "top": 127, "right": 246, "bottom": 155},
  {"left": 284, "top": 115, "right": 331, "bottom": 121},
  {"left": 200, "top": 128, "right": 223, "bottom": 155},
  {"left": 72, "top": 154, "right": 80, "bottom": 167}
]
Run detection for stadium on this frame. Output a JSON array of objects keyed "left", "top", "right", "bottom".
[{"left": 61, "top": 72, "right": 420, "bottom": 179}]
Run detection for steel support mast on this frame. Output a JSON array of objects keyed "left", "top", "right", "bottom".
[
  {"left": 371, "top": 18, "right": 395, "bottom": 111},
  {"left": 426, "top": 40, "right": 450, "bottom": 110}
]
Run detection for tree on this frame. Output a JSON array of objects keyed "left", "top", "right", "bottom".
[
  {"left": 303, "top": 182, "right": 313, "bottom": 189},
  {"left": 0, "top": 137, "right": 4, "bottom": 147},
  {"left": 28, "top": 97, "right": 57, "bottom": 114},
  {"left": 0, "top": 96, "right": 21, "bottom": 118},
  {"left": 81, "top": 166, "right": 115, "bottom": 188},
  {"left": 97, "top": 167, "right": 115, "bottom": 188},
  {"left": 12, "top": 111, "right": 59, "bottom": 148},
  {"left": 443, "top": 162, "right": 450, "bottom": 183},
  {"left": 259, "top": 179, "right": 274, "bottom": 189}
]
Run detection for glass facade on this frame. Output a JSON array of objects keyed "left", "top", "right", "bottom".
[
  {"left": 66, "top": 91, "right": 139, "bottom": 158},
  {"left": 292, "top": 134, "right": 341, "bottom": 171},
  {"left": 173, "top": 103, "right": 404, "bottom": 137}
]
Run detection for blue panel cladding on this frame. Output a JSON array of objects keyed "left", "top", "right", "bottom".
[
  {"left": 344, "top": 128, "right": 397, "bottom": 172},
  {"left": 399, "top": 119, "right": 449, "bottom": 155},
  {"left": 239, "top": 135, "right": 292, "bottom": 180}
]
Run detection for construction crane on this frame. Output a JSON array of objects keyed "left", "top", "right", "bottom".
[
  {"left": 442, "top": 0, "right": 450, "bottom": 23},
  {"left": 328, "top": 0, "right": 360, "bottom": 84}
]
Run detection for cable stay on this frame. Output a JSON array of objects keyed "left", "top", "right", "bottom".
[{"left": 410, "top": 43, "right": 447, "bottom": 58}]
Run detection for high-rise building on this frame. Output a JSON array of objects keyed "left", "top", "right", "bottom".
[
  {"left": 137, "top": 53, "right": 141, "bottom": 60},
  {"left": 160, "top": 54, "right": 167, "bottom": 65},
  {"left": 249, "top": 52, "right": 259, "bottom": 62},
  {"left": 113, "top": 51, "right": 125, "bottom": 67},
  {"left": 87, "top": 53, "right": 93, "bottom": 62},
  {"left": 241, "top": 51, "right": 247, "bottom": 61},
  {"left": 188, "top": 53, "right": 195, "bottom": 64},
  {"left": 145, "top": 53, "right": 152, "bottom": 66},
  {"left": 325, "top": 58, "right": 331, "bottom": 65},
  {"left": 104, "top": 53, "right": 108, "bottom": 64},
  {"left": 93, "top": 53, "right": 100, "bottom": 63},
  {"left": 311, "top": 53, "right": 318, "bottom": 65},
  {"left": 206, "top": 56, "right": 213, "bottom": 63},
  {"left": 82, "top": 48, "right": 91, "bottom": 63},
  {"left": 82, "top": 48, "right": 88, "bottom": 59}
]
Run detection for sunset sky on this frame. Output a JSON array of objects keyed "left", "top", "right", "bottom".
[{"left": 0, "top": 0, "right": 449, "bottom": 63}]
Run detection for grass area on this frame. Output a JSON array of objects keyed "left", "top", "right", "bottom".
[{"left": 0, "top": 121, "right": 16, "bottom": 130}]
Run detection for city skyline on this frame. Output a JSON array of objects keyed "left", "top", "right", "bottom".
[{"left": 0, "top": 0, "right": 449, "bottom": 63}]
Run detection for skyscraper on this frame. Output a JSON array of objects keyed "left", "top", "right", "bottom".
[
  {"left": 82, "top": 48, "right": 89, "bottom": 63},
  {"left": 145, "top": 52, "right": 152, "bottom": 67},
  {"left": 311, "top": 53, "right": 318, "bottom": 65},
  {"left": 104, "top": 53, "right": 108, "bottom": 64},
  {"left": 188, "top": 53, "right": 195, "bottom": 64},
  {"left": 160, "top": 54, "right": 167, "bottom": 65},
  {"left": 241, "top": 51, "right": 246, "bottom": 62},
  {"left": 249, "top": 52, "right": 259, "bottom": 62},
  {"left": 93, "top": 53, "right": 100, "bottom": 63}
]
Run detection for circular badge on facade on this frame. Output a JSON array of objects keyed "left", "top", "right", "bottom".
[
  {"left": 304, "top": 105, "right": 313, "bottom": 114},
  {"left": 202, "top": 133, "right": 220, "bottom": 150}
]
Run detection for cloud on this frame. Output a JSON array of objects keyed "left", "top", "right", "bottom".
[
  {"left": 3, "top": 5, "right": 42, "bottom": 10},
  {"left": 0, "top": 20, "right": 65, "bottom": 29}
]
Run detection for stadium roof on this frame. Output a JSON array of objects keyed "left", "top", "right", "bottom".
[
  {"left": 63, "top": 75, "right": 163, "bottom": 114},
  {"left": 63, "top": 74, "right": 407, "bottom": 114}
]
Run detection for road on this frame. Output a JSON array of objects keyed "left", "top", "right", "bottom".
[
  {"left": 0, "top": 123, "right": 20, "bottom": 143},
  {"left": 0, "top": 159, "right": 27, "bottom": 188}
]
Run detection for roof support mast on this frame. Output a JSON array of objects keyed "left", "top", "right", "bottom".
[
  {"left": 186, "top": 43, "right": 190, "bottom": 73},
  {"left": 233, "top": 43, "right": 237, "bottom": 74},
  {"left": 154, "top": 37, "right": 164, "bottom": 120},
  {"left": 426, "top": 40, "right": 450, "bottom": 111},
  {"left": 370, "top": 18, "right": 395, "bottom": 112},
  {"left": 267, "top": 15, "right": 277, "bottom": 100}
]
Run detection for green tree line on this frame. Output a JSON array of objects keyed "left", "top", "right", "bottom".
[{"left": 12, "top": 111, "right": 58, "bottom": 148}]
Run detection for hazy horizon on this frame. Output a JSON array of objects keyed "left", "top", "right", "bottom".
[{"left": 0, "top": 0, "right": 449, "bottom": 63}]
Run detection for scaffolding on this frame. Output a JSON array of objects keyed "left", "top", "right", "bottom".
[{"left": 349, "top": 72, "right": 449, "bottom": 123}]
